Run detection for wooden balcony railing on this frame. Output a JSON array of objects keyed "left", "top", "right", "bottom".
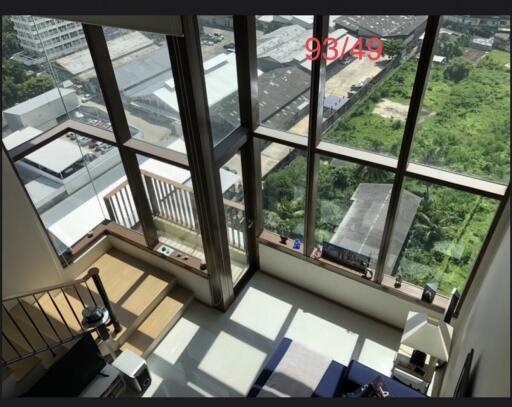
[{"left": 103, "top": 170, "right": 247, "bottom": 251}]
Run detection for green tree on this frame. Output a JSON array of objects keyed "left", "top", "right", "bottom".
[
  {"left": 3, "top": 59, "right": 26, "bottom": 82},
  {"left": 382, "top": 39, "right": 405, "bottom": 59},
  {"left": 18, "top": 75, "right": 54, "bottom": 101},
  {"left": 443, "top": 59, "right": 471, "bottom": 83},
  {"left": 2, "top": 16, "right": 22, "bottom": 61}
]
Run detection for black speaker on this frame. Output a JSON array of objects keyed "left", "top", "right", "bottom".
[
  {"left": 443, "top": 288, "right": 461, "bottom": 323},
  {"left": 421, "top": 282, "right": 438, "bottom": 304}
]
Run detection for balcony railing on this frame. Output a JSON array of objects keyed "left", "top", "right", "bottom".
[{"left": 103, "top": 170, "right": 247, "bottom": 251}]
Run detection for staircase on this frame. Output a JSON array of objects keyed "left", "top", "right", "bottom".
[{"left": 2, "top": 249, "right": 194, "bottom": 395}]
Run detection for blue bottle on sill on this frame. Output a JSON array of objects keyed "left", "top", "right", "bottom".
[{"left": 293, "top": 239, "right": 301, "bottom": 250}]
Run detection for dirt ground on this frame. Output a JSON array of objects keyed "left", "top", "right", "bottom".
[
  {"left": 462, "top": 48, "right": 488, "bottom": 64},
  {"left": 373, "top": 98, "right": 434, "bottom": 122},
  {"left": 324, "top": 57, "right": 389, "bottom": 99},
  {"left": 287, "top": 114, "right": 310, "bottom": 137}
]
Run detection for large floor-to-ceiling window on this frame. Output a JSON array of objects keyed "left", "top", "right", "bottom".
[{"left": 2, "top": 15, "right": 509, "bottom": 313}]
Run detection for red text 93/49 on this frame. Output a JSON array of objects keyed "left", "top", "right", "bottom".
[{"left": 305, "top": 37, "right": 383, "bottom": 61}]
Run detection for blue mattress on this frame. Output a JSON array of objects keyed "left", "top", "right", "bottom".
[{"left": 248, "top": 338, "right": 347, "bottom": 397}]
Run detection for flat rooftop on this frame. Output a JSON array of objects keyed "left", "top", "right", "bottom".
[
  {"left": 55, "top": 31, "right": 154, "bottom": 75},
  {"left": 2, "top": 126, "right": 42, "bottom": 151},
  {"left": 24, "top": 138, "right": 83, "bottom": 174},
  {"left": 3, "top": 88, "right": 75, "bottom": 116}
]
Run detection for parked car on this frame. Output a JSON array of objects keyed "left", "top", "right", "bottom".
[
  {"left": 83, "top": 154, "right": 96, "bottom": 163},
  {"left": 81, "top": 94, "right": 93, "bottom": 103},
  {"left": 99, "top": 144, "right": 112, "bottom": 154}
]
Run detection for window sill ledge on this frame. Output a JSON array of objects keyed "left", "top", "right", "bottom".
[
  {"left": 66, "top": 222, "right": 209, "bottom": 279},
  {"left": 258, "top": 230, "right": 448, "bottom": 314}
]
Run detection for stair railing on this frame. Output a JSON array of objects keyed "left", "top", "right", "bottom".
[{"left": 1, "top": 268, "right": 120, "bottom": 367}]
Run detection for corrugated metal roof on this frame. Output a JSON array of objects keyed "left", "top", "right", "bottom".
[
  {"left": 330, "top": 183, "right": 421, "bottom": 271},
  {"left": 334, "top": 15, "right": 427, "bottom": 38},
  {"left": 55, "top": 31, "right": 153, "bottom": 75}
]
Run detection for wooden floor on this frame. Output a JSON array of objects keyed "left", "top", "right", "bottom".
[{"left": 2, "top": 249, "right": 194, "bottom": 390}]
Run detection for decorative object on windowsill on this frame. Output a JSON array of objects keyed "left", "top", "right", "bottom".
[
  {"left": 157, "top": 244, "right": 174, "bottom": 257},
  {"left": 363, "top": 267, "right": 374, "bottom": 280},
  {"left": 293, "top": 239, "right": 301, "bottom": 250},
  {"left": 421, "top": 282, "right": 438, "bottom": 304},
  {"left": 392, "top": 311, "right": 453, "bottom": 393},
  {"left": 394, "top": 274, "right": 402, "bottom": 288},
  {"left": 321, "top": 241, "right": 371, "bottom": 273},
  {"left": 200, "top": 261, "right": 207, "bottom": 270},
  {"left": 443, "top": 288, "right": 461, "bottom": 324},
  {"left": 311, "top": 245, "right": 322, "bottom": 260},
  {"left": 277, "top": 219, "right": 292, "bottom": 245}
]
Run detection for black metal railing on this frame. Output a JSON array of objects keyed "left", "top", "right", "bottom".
[{"left": 1, "top": 268, "right": 120, "bottom": 367}]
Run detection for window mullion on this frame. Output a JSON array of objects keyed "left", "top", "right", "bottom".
[
  {"left": 374, "top": 16, "right": 441, "bottom": 283},
  {"left": 82, "top": 23, "right": 159, "bottom": 248},
  {"left": 304, "top": 15, "right": 329, "bottom": 257},
  {"left": 233, "top": 15, "right": 263, "bottom": 268},
  {"left": 167, "top": 16, "right": 234, "bottom": 310}
]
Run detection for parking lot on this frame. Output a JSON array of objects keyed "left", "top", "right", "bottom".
[{"left": 200, "top": 26, "right": 235, "bottom": 61}]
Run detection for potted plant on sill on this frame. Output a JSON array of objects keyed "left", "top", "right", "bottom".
[{"left": 277, "top": 219, "right": 292, "bottom": 245}]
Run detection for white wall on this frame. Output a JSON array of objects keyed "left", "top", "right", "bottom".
[
  {"left": 440, "top": 199, "right": 510, "bottom": 397},
  {"left": 2, "top": 149, "right": 111, "bottom": 298},
  {"left": 2, "top": 149, "right": 67, "bottom": 297},
  {"left": 259, "top": 244, "right": 443, "bottom": 329}
]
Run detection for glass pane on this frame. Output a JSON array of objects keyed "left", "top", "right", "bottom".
[
  {"left": 410, "top": 15, "right": 510, "bottom": 184},
  {"left": 220, "top": 153, "right": 249, "bottom": 283},
  {"left": 136, "top": 154, "right": 205, "bottom": 264},
  {"left": 2, "top": 16, "right": 113, "bottom": 147},
  {"left": 315, "top": 156, "right": 395, "bottom": 270},
  {"left": 256, "top": 15, "right": 313, "bottom": 136},
  {"left": 105, "top": 28, "right": 186, "bottom": 153},
  {"left": 3, "top": 16, "right": 65, "bottom": 140},
  {"left": 198, "top": 16, "right": 241, "bottom": 145},
  {"left": 260, "top": 139, "right": 307, "bottom": 243},
  {"left": 12, "top": 133, "right": 135, "bottom": 263},
  {"left": 321, "top": 15, "right": 427, "bottom": 157},
  {"left": 385, "top": 178, "right": 499, "bottom": 296}
]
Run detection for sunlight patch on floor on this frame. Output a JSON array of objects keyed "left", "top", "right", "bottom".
[
  {"left": 229, "top": 287, "right": 293, "bottom": 340},
  {"left": 198, "top": 331, "right": 268, "bottom": 395}
]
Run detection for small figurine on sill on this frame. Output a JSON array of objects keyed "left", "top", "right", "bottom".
[{"left": 311, "top": 245, "right": 322, "bottom": 260}]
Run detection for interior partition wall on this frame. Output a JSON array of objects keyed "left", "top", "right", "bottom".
[{"left": 3, "top": 15, "right": 510, "bottom": 315}]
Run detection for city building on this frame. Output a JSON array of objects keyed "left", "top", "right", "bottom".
[
  {"left": 334, "top": 15, "right": 427, "bottom": 46},
  {"left": 470, "top": 36, "right": 495, "bottom": 51},
  {"left": 1, "top": 15, "right": 510, "bottom": 399},
  {"left": 11, "top": 16, "right": 87, "bottom": 66},
  {"left": 3, "top": 88, "right": 79, "bottom": 132}
]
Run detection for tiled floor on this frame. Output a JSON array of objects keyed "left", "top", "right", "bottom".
[{"left": 142, "top": 271, "right": 402, "bottom": 397}]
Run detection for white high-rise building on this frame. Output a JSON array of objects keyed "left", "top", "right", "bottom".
[{"left": 11, "top": 16, "right": 86, "bottom": 65}]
